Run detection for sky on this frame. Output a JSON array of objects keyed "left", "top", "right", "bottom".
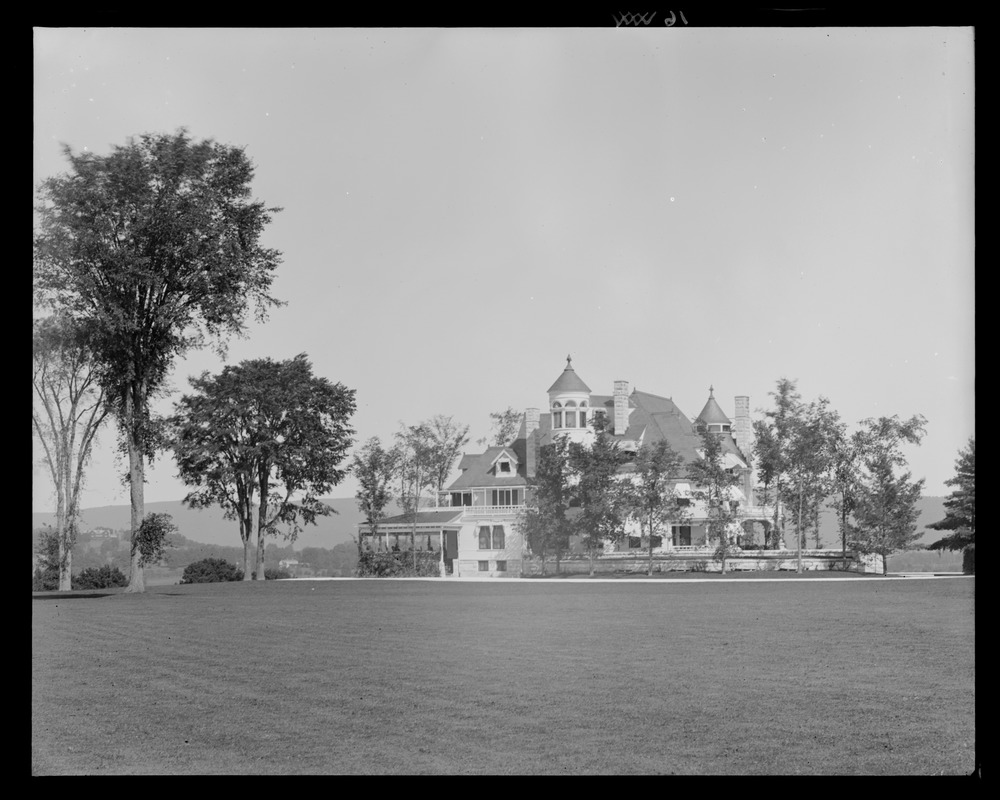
[{"left": 32, "top": 26, "right": 974, "bottom": 513}]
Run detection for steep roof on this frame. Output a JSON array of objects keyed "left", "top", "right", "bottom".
[
  {"left": 547, "top": 356, "right": 591, "bottom": 394},
  {"left": 695, "top": 386, "right": 732, "bottom": 426},
  {"left": 447, "top": 446, "right": 529, "bottom": 489}
]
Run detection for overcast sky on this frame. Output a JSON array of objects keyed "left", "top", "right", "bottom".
[{"left": 33, "top": 27, "right": 974, "bottom": 512}]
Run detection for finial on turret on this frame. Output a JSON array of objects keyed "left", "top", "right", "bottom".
[{"left": 566, "top": 354, "right": 572, "bottom": 368}]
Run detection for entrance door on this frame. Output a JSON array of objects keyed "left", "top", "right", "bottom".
[{"left": 445, "top": 530, "right": 459, "bottom": 575}]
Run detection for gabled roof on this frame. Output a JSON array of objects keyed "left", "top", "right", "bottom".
[
  {"left": 547, "top": 356, "right": 591, "bottom": 394},
  {"left": 446, "top": 446, "right": 529, "bottom": 490},
  {"left": 490, "top": 448, "right": 519, "bottom": 467}
]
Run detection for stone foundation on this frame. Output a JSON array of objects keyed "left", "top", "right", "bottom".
[{"left": 521, "top": 550, "right": 884, "bottom": 576}]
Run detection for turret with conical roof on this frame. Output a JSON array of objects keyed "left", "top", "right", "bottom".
[
  {"left": 547, "top": 355, "right": 591, "bottom": 394},
  {"left": 547, "top": 356, "right": 592, "bottom": 443},
  {"left": 696, "top": 386, "right": 733, "bottom": 432}
]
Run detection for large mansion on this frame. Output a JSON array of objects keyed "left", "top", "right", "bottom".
[{"left": 359, "top": 357, "right": 781, "bottom": 577}]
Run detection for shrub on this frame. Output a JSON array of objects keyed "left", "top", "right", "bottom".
[
  {"left": 180, "top": 558, "right": 244, "bottom": 584},
  {"left": 356, "top": 550, "right": 440, "bottom": 577},
  {"left": 962, "top": 545, "right": 974, "bottom": 575},
  {"left": 32, "top": 567, "right": 59, "bottom": 592},
  {"left": 73, "top": 565, "right": 129, "bottom": 590}
]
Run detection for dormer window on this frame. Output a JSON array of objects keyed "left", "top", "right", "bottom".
[{"left": 498, "top": 460, "right": 511, "bottom": 474}]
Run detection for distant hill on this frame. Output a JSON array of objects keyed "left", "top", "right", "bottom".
[
  {"left": 31, "top": 497, "right": 379, "bottom": 551},
  {"left": 32, "top": 496, "right": 949, "bottom": 552}
]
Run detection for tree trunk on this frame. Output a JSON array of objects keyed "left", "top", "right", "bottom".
[
  {"left": 125, "top": 428, "right": 146, "bottom": 593},
  {"left": 254, "top": 492, "right": 267, "bottom": 580},
  {"left": 796, "top": 477, "right": 803, "bottom": 574},
  {"left": 242, "top": 529, "right": 253, "bottom": 581},
  {"left": 58, "top": 536, "right": 72, "bottom": 591}
]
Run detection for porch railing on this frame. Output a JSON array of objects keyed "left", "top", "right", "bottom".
[{"left": 461, "top": 504, "right": 526, "bottom": 517}]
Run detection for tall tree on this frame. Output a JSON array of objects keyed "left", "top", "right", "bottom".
[
  {"left": 689, "top": 422, "right": 742, "bottom": 574},
  {"left": 170, "top": 355, "right": 356, "bottom": 581},
  {"left": 785, "top": 397, "right": 840, "bottom": 572},
  {"left": 34, "top": 130, "right": 283, "bottom": 592},
  {"left": 849, "top": 415, "right": 927, "bottom": 575},
  {"left": 395, "top": 423, "right": 437, "bottom": 569},
  {"left": 926, "top": 437, "right": 975, "bottom": 563},
  {"left": 477, "top": 407, "right": 522, "bottom": 448},
  {"left": 425, "top": 415, "right": 470, "bottom": 505},
  {"left": 520, "top": 436, "right": 572, "bottom": 575},
  {"left": 568, "top": 419, "right": 626, "bottom": 576},
  {"left": 624, "top": 439, "right": 689, "bottom": 576},
  {"left": 753, "top": 378, "right": 802, "bottom": 550},
  {"left": 829, "top": 420, "right": 863, "bottom": 559},
  {"left": 32, "top": 315, "right": 111, "bottom": 591},
  {"left": 352, "top": 436, "right": 401, "bottom": 556}
]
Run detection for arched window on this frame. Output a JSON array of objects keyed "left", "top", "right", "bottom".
[
  {"left": 564, "top": 400, "right": 577, "bottom": 428},
  {"left": 552, "top": 401, "right": 563, "bottom": 429},
  {"left": 579, "top": 400, "right": 588, "bottom": 429}
]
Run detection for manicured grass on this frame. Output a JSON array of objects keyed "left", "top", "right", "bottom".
[{"left": 32, "top": 577, "right": 975, "bottom": 775}]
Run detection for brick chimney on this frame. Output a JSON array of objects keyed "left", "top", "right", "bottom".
[
  {"left": 525, "top": 408, "right": 540, "bottom": 478},
  {"left": 613, "top": 381, "right": 630, "bottom": 435},
  {"left": 733, "top": 396, "right": 751, "bottom": 457}
]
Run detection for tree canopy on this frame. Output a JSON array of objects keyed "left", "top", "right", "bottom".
[
  {"left": 33, "top": 129, "right": 283, "bottom": 592},
  {"left": 927, "top": 437, "right": 975, "bottom": 555},
  {"left": 32, "top": 314, "right": 111, "bottom": 590},
  {"left": 352, "top": 436, "right": 402, "bottom": 555},
  {"left": 170, "top": 354, "right": 356, "bottom": 581}
]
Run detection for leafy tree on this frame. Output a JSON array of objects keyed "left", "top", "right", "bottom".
[
  {"left": 689, "top": 422, "right": 742, "bottom": 573},
  {"left": 395, "top": 423, "right": 437, "bottom": 571},
  {"left": 785, "top": 397, "right": 840, "bottom": 572},
  {"left": 520, "top": 436, "right": 572, "bottom": 575},
  {"left": 32, "top": 315, "right": 111, "bottom": 591},
  {"left": 170, "top": 354, "right": 356, "bottom": 582},
  {"left": 34, "top": 130, "right": 283, "bottom": 593},
  {"left": 477, "top": 407, "right": 522, "bottom": 447},
  {"left": 424, "top": 415, "right": 470, "bottom": 505},
  {"left": 849, "top": 415, "right": 927, "bottom": 575},
  {"left": 623, "top": 439, "right": 688, "bottom": 576},
  {"left": 829, "top": 421, "right": 863, "bottom": 559},
  {"left": 131, "top": 512, "right": 176, "bottom": 568},
  {"left": 74, "top": 565, "right": 129, "bottom": 590},
  {"left": 180, "top": 558, "right": 243, "bottom": 584},
  {"left": 352, "top": 437, "right": 401, "bottom": 556},
  {"left": 927, "top": 437, "right": 975, "bottom": 566},
  {"left": 568, "top": 420, "right": 627, "bottom": 576},
  {"left": 753, "top": 378, "right": 802, "bottom": 549},
  {"left": 32, "top": 528, "right": 61, "bottom": 592}
]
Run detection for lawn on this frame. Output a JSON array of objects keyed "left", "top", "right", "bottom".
[{"left": 31, "top": 576, "right": 975, "bottom": 775}]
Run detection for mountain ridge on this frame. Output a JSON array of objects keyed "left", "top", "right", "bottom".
[{"left": 32, "top": 497, "right": 949, "bottom": 551}]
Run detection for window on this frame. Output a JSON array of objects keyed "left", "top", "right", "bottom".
[
  {"left": 478, "top": 561, "right": 489, "bottom": 572},
  {"left": 677, "top": 498, "right": 691, "bottom": 507},
  {"left": 628, "top": 536, "right": 642, "bottom": 549},
  {"left": 498, "top": 461, "right": 511, "bottom": 474},
  {"left": 553, "top": 411, "right": 563, "bottom": 428},
  {"left": 491, "top": 488, "right": 519, "bottom": 506},
  {"left": 479, "top": 525, "right": 505, "bottom": 549},
  {"left": 673, "top": 526, "right": 692, "bottom": 547},
  {"left": 564, "top": 400, "right": 577, "bottom": 428},
  {"left": 450, "top": 492, "right": 473, "bottom": 507},
  {"left": 496, "top": 561, "right": 507, "bottom": 572}
]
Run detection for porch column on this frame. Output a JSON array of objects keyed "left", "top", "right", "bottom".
[{"left": 440, "top": 529, "right": 445, "bottom": 578}]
